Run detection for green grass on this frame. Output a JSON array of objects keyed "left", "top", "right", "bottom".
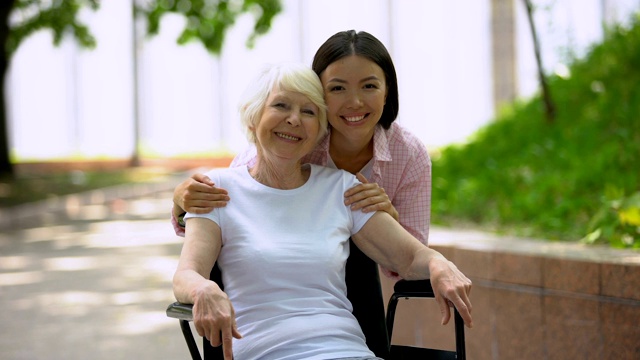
[{"left": 431, "top": 16, "right": 640, "bottom": 248}]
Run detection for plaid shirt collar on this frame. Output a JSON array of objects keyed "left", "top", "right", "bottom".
[{"left": 304, "top": 126, "right": 392, "bottom": 171}]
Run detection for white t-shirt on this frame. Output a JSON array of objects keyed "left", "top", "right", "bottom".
[{"left": 185, "top": 164, "right": 377, "bottom": 360}]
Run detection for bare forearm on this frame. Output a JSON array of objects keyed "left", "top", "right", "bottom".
[
  {"left": 400, "top": 246, "right": 447, "bottom": 280},
  {"left": 353, "top": 212, "right": 426, "bottom": 276},
  {"left": 353, "top": 212, "right": 451, "bottom": 280},
  {"left": 355, "top": 211, "right": 473, "bottom": 327},
  {"left": 173, "top": 269, "right": 216, "bottom": 304},
  {"left": 174, "top": 218, "right": 222, "bottom": 303}
]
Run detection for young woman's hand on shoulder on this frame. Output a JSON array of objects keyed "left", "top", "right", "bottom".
[
  {"left": 344, "top": 173, "right": 399, "bottom": 220},
  {"left": 173, "top": 173, "right": 230, "bottom": 216}
]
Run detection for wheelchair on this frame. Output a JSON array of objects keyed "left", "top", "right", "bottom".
[{"left": 167, "top": 240, "right": 466, "bottom": 359}]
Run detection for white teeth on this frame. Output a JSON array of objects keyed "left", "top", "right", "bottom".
[
  {"left": 344, "top": 115, "right": 365, "bottom": 122},
  {"left": 276, "top": 132, "right": 301, "bottom": 141}
]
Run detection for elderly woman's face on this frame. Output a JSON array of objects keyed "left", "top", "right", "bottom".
[{"left": 253, "top": 88, "right": 320, "bottom": 162}]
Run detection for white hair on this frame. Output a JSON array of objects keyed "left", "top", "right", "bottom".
[{"left": 238, "top": 62, "right": 328, "bottom": 144}]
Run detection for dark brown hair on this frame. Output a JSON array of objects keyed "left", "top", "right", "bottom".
[{"left": 312, "top": 30, "right": 399, "bottom": 129}]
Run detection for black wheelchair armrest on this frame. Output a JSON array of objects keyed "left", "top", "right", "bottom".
[
  {"left": 166, "top": 302, "right": 201, "bottom": 359},
  {"left": 166, "top": 302, "right": 194, "bottom": 321},
  {"left": 387, "top": 279, "right": 466, "bottom": 359},
  {"left": 392, "top": 279, "right": 434, "bottom": 297}
]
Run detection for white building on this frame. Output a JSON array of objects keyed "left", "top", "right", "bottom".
[{"left": 6, "top": 0, "right": 639, "bottom": 162}]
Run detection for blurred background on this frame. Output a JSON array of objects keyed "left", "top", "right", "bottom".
[
  {"left": 2, "top": 1, "right": 640, "bottom": 359},
  {"left": 6, "top": 0, "right": 638, "bottom": 162}
]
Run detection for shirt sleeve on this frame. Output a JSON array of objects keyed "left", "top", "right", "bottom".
[
  {"left": 378, "top": 126, "right": 432, "bottom": 279},
  {"left": 183, "top": 209, "right": 220, "bottom": 226},
  {"left": 393, "top": 147, "right": 431, "bottom": 246},
  {"left": 183, "top": 170, "right": 222, "bottom": 225},
  {"left": 346, "top": 175, "right": 377, "bottom": 234},
  {"left": 380, "top": 152, "right": 431, "bottom": 280},
  {"left": 171, "top": 147, "right": 258, "bottom": 237}
]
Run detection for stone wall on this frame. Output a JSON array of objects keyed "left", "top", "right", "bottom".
[{"left": 383, "top": 227, "right": 640, "bottom": 359}]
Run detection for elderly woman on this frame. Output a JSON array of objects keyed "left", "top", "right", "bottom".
[{"left": 173, "top": 63, "right": 472, "bottom": 360}]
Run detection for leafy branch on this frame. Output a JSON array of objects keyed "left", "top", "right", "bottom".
[
  {"left": 137, "top": 0, "right": 282, "bottom": 55},
  {"left": 7, "top": 0, "right": 100, "bottom": 55}
]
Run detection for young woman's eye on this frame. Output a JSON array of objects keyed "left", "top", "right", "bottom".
[
  {"left": 329, "top": 85, "right": 344, "bottom": 92},
  {"left": 364, "top": 83, "right": 378, "bottom": 89}
]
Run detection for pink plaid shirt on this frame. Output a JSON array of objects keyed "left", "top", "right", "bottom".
[{"left": 172, "top": 122, "right": 432, "bottom": 276}]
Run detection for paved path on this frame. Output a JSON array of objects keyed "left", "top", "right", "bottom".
[
  {"left": 0, "top": 175, "right": 201, "bottom": 360},
  {"left": 3, "top": 171, "right": 635, "bottom": 360}
]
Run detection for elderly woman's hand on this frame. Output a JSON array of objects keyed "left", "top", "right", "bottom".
[
  {"left": 173, "top": 173, "right": 230, "bottom": 216},
  {"left": 344, "top": 173, "right": 399, "bottom": 220},
  {"left": 428, "top": 257, "right": 473, "bottom": 328},
  {"left": 192, "top": 282, "right": 242, "bottom": 360}
]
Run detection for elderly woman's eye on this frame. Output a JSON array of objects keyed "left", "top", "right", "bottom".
[{"left": 302, "top": 108, "right": 316, "bottom": 116}]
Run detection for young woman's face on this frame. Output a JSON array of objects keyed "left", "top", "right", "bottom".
[
  {"left": 320, "top": 55, "right": 387, "bottom": 142},
  {"left": 253, "top": 88, "right": 320, "bottom": 162}
]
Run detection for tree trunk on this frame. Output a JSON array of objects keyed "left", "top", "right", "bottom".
[
  {"left": 0, "top": 0, "right": 15, "bottom": 178},
  {"left": 491, "top": 0, "right": 517, "bottom": 111},
  {"left": 130, "top": 2, "right": 141, "bottom": 167},
  {"left": 523, "top": 0, "right": 556, "bottom": 123}
]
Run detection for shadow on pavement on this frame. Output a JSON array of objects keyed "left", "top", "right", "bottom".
[{"left": 0, "top": 189, "right": 200, "bottom": 359}]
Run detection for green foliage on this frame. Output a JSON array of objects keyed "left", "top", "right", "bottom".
[
  {"left": 138, "top": 0, "right": 283, "bottom": 55},
  {"left": 7, "top": 0, "right": 100, "bottom": 55},
  {"left": 582, "top": 187, "right": 640, "bottom": 248},
  {"left": 432, "top": 16, "right": 640, "bottom": 247},
  {"left": 7, "top": 0, "right": 283, "bottom": 56}
]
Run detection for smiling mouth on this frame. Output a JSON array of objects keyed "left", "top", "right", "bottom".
[
  {"left": 343, "top": 114, "right": 367, "bottom": 123},
  {"left": 276, "top": 132, "right": 301, "bottom": 141}
]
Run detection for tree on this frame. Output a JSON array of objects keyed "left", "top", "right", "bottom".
[
  {"left": 1, "top": 0, "right": 100, "bottom": 178},
  {"left": 0, "top": 1, "right": 16, "bottom": 178},
  {"left": 0, "top": 0, "right": 282, "bottom": 177},
  {"left": 522, "top": 0, "right": 556, "bottom": 123},
  {"left": 138, "top": 0, "right": 282, "bottom": 55}
]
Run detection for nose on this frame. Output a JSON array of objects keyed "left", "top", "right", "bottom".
[
  {"left": 346, "top": 90, "right": 363, "bottom": 108},
  {"left": 286, "top": 111, "right": 301, "bottom": 126}
]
